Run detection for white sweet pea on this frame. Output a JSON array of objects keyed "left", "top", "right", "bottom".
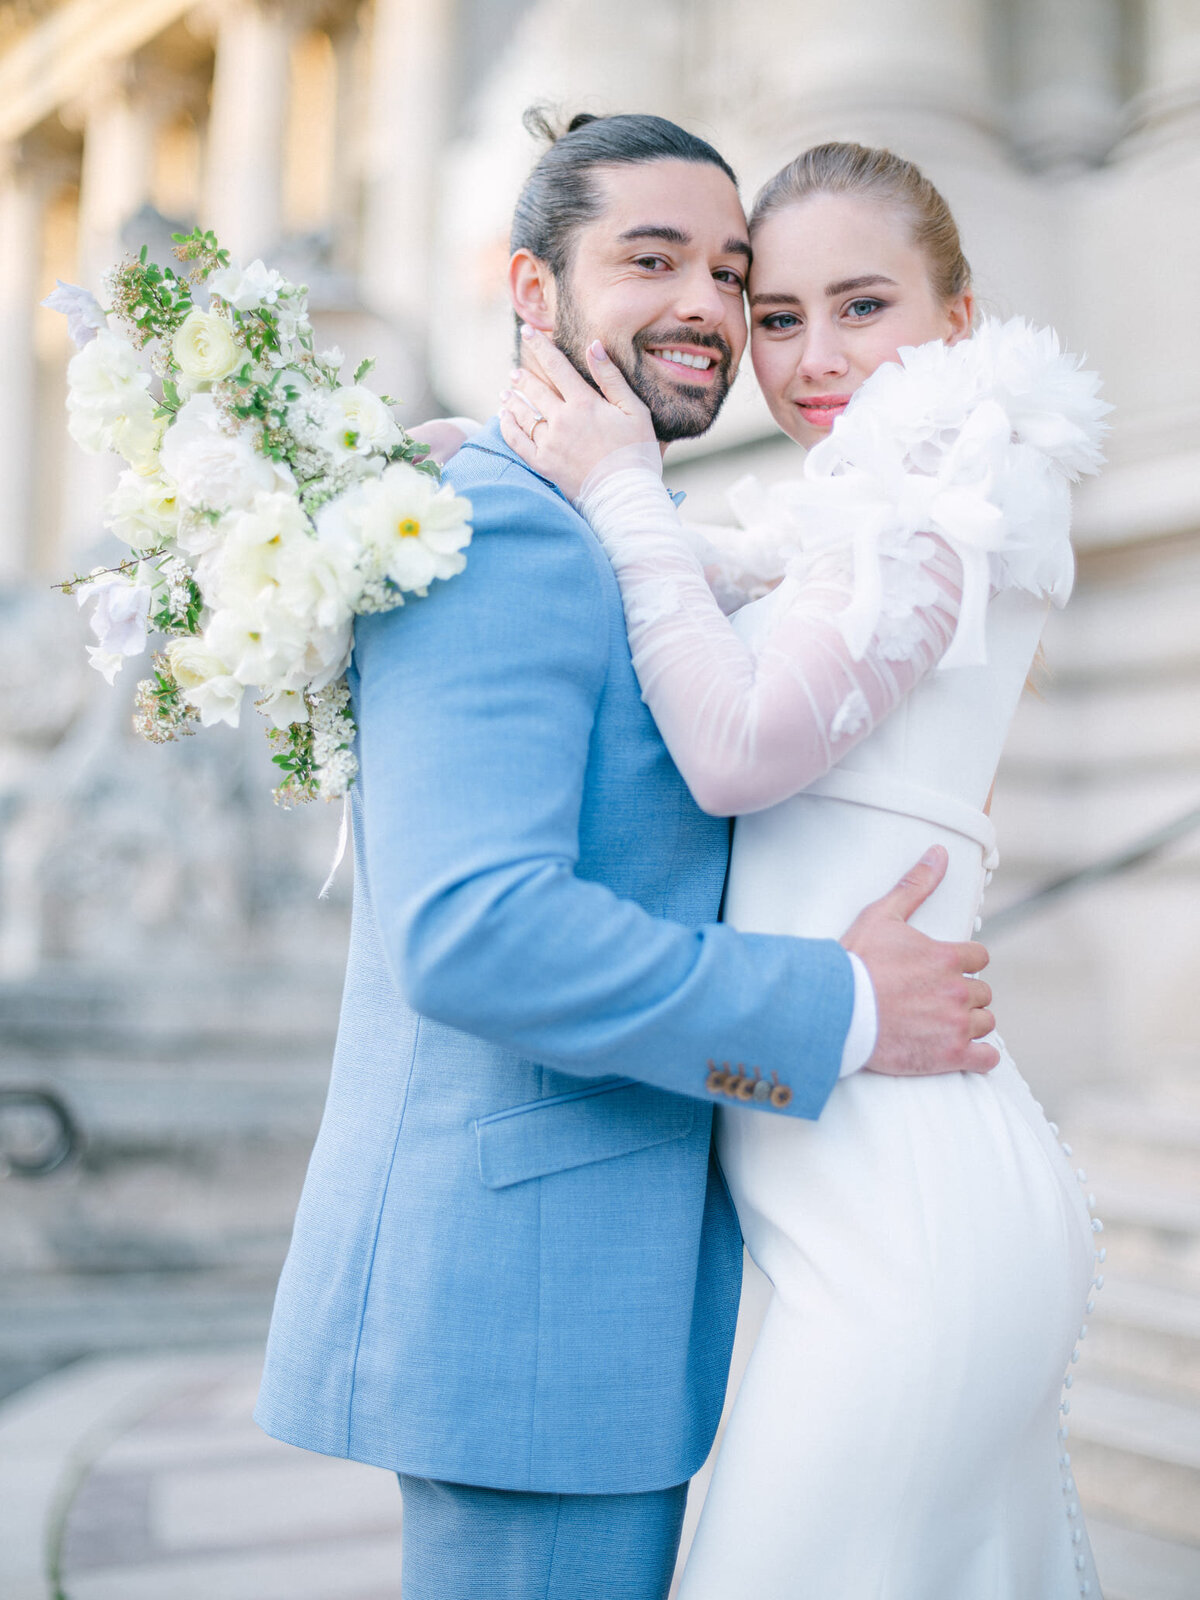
[
  {"left": 166, "top": 634, "right": 246, "bottom": 728},
  {"left": 317, "top": 461, "right": 472, "bottom": 597},
  {"left": 172, "top": 308, "right": 242, "bottom": 384},
  {"left": 104, "top": 469, "right": 180, "bottom": 546},
  {"left": 159, "top": 393, "right": 293, "bottom": 517},
  {"left": 42, "top": 280, "right": 107, "bottom": 347},
  {"left": 207, "top": 259, "right": 288, "bottom": 311},
  {"left": 256, "top": 687, "right": 309, "bottom": 729},
  {"left": 76, "top": 570, "right": 153, "bottom": 680},
  {"left": 317, "top": 385, "right": 403, "bottom": 461}
]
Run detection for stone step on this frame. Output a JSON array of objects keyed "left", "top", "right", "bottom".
[
  {"left": 1088, "top": 1277, "right": 1200, "bottom": 1399},
  {"left": 1088, "top": 1516, "right": 1200, "bottom": 1600},
  {"left": 1068, "top": 1376, "right": 1200, "bottom": 1546}
]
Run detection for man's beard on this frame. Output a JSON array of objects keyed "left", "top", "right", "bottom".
[{"left": 553, "top": 280, "right": 734, "bottom": 443}]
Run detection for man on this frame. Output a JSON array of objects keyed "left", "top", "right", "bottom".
[{"left": 256, "top": 112, "right": 997, "bottom": 1599}]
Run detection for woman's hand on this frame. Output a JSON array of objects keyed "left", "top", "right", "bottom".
[
  {"left": 498, "top": 326, "right": 659, "bottom": 503},
  {"left": 407, "top": 417, "right": 481, "bottom": 466}
]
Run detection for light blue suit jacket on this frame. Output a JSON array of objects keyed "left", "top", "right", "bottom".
[{"left": 255, "top": 420, "right": 854, "bottom": 1493}]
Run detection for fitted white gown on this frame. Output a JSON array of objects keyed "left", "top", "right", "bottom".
[{"left": 577, "top": 321, "right": 1109, "bottom": 1599}]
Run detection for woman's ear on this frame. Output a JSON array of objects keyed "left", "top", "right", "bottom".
[
  {"left": 944, "top": 290, "right": 974, "bottom": 345},
  {"left": 509, "top": 250, "right": 556, "bottom": 333}
]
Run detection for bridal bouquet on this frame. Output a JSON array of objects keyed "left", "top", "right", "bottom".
[{"left": 46, "top": 228, "right": 472, "bottom": 805}]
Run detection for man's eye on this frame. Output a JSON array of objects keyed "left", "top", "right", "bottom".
[
  {"left": 714, "top": 268, "right": 746, "bottom": 289},
  {"left": 846, "top": 298, "right": 883, "bottom": 318},
  {"left": 633, "top": 255, "right": 669, "bottom": 271}
]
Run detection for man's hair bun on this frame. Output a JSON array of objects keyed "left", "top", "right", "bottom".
[{"left": 521, "top": 106, "right": 601, "bottom": 146}]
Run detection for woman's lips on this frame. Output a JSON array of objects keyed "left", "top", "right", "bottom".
[{"left": 795, "top": 394, "right": 851, "bottom": 428}]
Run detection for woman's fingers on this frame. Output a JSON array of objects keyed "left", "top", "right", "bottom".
[
  {"left": 584, "top": 340, "right": 649, "bottom": 420},
  {"left": 506, "top": 366, "right": 558, "bottom": 419},
  {"left": 520, "top": 325, "right": 593, "bottom": 398},
  {"left": 498, "top": 404, "right": 539, "bottom": 464}
]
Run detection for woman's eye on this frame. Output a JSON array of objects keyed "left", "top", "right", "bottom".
[
  {"left": 845, "top": 297, "right": 883, "bottom": 319},
  {"left": 760, "top": 312, "right": 801, "bottom": 331}
]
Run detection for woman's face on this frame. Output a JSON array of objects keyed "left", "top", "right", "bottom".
[{"left": 748, "top": 192, "right": 973, "bottom": 449}]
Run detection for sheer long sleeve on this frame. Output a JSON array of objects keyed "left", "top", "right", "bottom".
[{"left": 578, "top": 466, "right": 963, "bottom": 817}]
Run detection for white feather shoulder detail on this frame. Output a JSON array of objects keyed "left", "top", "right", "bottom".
[{"left": 713, "top": 317, "right": 1110, "bottom": 669}]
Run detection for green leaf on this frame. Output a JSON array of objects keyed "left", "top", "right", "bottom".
[{"left": 353, "top": 357, "right": 375, "bottom": 383}]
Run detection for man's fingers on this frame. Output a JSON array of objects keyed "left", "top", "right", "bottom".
[
  {"left": 963, "top": 1040, "right": 1001, "bottom": 1074},
  {"left": 969, "top": 1007, "right": 996, "bottom": 1040},
  {"left": 956, "top": 940, "right": 990, "bottom": 975},
  {"left": 873, "top": 844, "right": 948, "bottom": 924},
  {"left": 585, "top": 340, "right": 645, "bottom": 415}
]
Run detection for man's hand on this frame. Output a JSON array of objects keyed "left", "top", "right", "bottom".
[{"left": 841, "top": 845, "right": 999, "bottom": 1077}]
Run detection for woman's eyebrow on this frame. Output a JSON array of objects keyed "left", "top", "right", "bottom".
[
  {"left": 749, "top": 290, "right": 801, "bottom": 307},
  {"left": 824, "top": 273, "right": 898, "bottom": 297}
]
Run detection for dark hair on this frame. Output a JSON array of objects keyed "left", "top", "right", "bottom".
[
  {"left": 510, "top": 107, "right": 738, "bottom": 278},
  {"left": 751, "top": 142, "right": 971, "bottom": 303}
]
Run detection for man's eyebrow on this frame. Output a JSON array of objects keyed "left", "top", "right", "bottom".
[
  {"left": 616, "top": 226, "right": 752, "bottom": 262},
  {"left": 824, "top": 273, "right": 898, "bottom": 296}
]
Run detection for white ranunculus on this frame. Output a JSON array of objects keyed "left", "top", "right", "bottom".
[
  {"left": 104, "top": 469, "right": 181, "bottom": 546},
  {"left": 318, "top": 461, "right": 472, "bottom": 596},
  {"left": 171, "top": 308, "right": 242, "bottom": 385},
  {"left": 66, "top": 330, "right": 162, "bottom": 467},
  {"left": 76, "top": 570, "right": 153, "bottom": 679},
  {"left": 166, "top": 634, "right": 245, "bottom": 728},
  {"left": 159, "top": 393, "right": 293, "bottom": 514},
  {"left": 316, "top": 385, "right": 403, "bottom": 461},
  {"left": 207, "top": 259, "right": 288, "bottom": 311},
  {"left": 42, "top": 280, "right": 107, "bottom": 348}
]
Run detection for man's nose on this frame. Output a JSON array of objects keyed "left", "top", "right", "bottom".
[{"left": 672, "top": 266, "right": 729, "bottom": 327}]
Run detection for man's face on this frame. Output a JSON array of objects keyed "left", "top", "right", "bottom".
[{"left": 550, "top": 160, "right": 750, "bottom": 442}]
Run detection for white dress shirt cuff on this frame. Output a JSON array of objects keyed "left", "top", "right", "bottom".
[{"left": 839, "top": 952, "right": 878, "bottom": 1077}]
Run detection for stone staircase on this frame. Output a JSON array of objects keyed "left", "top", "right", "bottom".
[{"left": 1063, "top": 1072, "right": 1200, "bottom": 1599}]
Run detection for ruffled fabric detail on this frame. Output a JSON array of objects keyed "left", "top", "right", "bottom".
[{"left": 718, "top": 318, "right": 1109, "bottom": 670}]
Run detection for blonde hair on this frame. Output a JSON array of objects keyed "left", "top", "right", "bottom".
[{"left": 750, "top": 142, "right": 971, "bottom": 304}]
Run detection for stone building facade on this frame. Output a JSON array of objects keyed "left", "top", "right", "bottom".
[{"left": 0, "top": 0, "right": 1197, "bottom": 1115}]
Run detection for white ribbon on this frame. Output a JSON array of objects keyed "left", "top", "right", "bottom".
[{"left": 319, "top": 793, "right": 350, "bottom": 899}]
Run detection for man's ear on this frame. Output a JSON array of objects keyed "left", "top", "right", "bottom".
[{"left": 509, "top": 249, "right": 556, "bottom": 332}]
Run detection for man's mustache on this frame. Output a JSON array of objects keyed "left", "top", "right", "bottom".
[{"left": 632, "top": 327, "right": 735, "bottom": 372}]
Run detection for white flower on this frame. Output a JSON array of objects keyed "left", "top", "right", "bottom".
[
  {"left": 66, "top": 330, "right": 162, "bottom": 470},
  {"left": 257, "top": 687, "right": 308, "bottom": 729},
  {"left": 76, "top": 570, "right": 153, "bottom": 680},
  {"left": 316, "top": 385, "right": 403, "bottom": 461},
  {"left": 159, "top": 393, "right": 293, "bottom": 516},
  {"left": 166, "top": 634, "right": 245, "bottom": 728},
  {"left": 317, "top": 461, "right": 472, "bottom": 597},
  {"left": 105, "top": 469, "right": 180, "bottom": 546},
  {"left": 42, "top": 280, "right": 107, "bottom": 348},
  {"left": 171, "top": 308, "right": 242, "bottom": 384},
  {"left": 207, "top": 259, "right": 288, "bottom": 311},
  {"left": 199, "top": 492, "right": 357, "bottom": 693}
]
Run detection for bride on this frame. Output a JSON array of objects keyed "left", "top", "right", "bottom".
[{"left": 496, "top": 143, "right": 1108, "bottom": 1598}]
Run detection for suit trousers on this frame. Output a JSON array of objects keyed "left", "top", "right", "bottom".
[{"left": 397, "top": 1474, "right": 689, "bottom": 1600}]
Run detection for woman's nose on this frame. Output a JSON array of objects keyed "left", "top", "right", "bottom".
[{"left": 799, "top": 327, "right": 849, "bottom": 381}]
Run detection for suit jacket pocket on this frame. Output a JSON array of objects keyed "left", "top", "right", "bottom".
[{"left": 475, "top": 1078, "right": 697, "bottom": 1189}]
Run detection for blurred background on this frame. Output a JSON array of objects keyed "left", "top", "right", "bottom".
[{"left": 0, "top": 2, "right": 1197, "bottom": 1597}]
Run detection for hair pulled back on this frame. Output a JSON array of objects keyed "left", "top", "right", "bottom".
[
  {"left": 511, "top": 107, "right": 738, "bottom": 278},
  {"left": 751, "top": 142, "right": 971, "bottom": 304}
]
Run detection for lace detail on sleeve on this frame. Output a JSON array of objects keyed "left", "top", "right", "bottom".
[{"left": 579, "top": 466, "right": 962, "bottom": 816}]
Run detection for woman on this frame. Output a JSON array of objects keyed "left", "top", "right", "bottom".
[{"left": 497, "top": 144, "right": 1108, "bottom": 1598}]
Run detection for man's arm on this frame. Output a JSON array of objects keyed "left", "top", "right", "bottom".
[{"left": 354, "top": 470, "right": 853, "bottom": 1118}]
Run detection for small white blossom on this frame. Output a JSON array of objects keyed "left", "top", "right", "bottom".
[
  {"left": 105, "top": 469, "right": 180, "bottom": 546},
  {"left": 207, "top": 259, "right": 288, "bottom": 311},
  {"left": 316, "top": 385, "right": 402, "bottom": 462},
  {"left": 317, "top": 461, "right": 472, "bottom": 597},
  {"left": 166, "top": 634, "right": 245, "bottom": 728},
  {"left": 76, "top": 570, "right": 153, "bottom": 679}
]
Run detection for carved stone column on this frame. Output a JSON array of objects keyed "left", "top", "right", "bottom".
[
  {"left": 73, "top": 71, "right": 156, "bottom": 288},
  {"left": 203, "top": 0, "right": 294, "bottom": 259},
  {"left": 0, "top": 145, "right": 41, "bottom": 581},
  {"left": 1003, "top": 0, "right": 1127, "bottom": 172},
  {"left": 358, "top": 0, "right": 455, "bottom": 338}
]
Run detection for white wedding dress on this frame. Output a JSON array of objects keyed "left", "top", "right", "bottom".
[{"left": 576, "top": 321, "right": 1110, "bottom": 1599}]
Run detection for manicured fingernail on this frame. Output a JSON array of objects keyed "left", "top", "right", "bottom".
[
  {"left": 589, "top": 341, "right": 609, "bottom": 360},
  {"left": 510, "top": 368, "right": 523, "bottom": 381},
  {"left": 520, "top": 324, "right": 536, "bottom": 340},
  {"left": 498, "top": 388, "right": 512, "bottom": 402},
  {"left": 920, "top": 845, "right": 944, "bottom": 866}
]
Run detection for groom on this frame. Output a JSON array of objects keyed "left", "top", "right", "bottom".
[{"left": 256, "top": 113, "right": 998, "bottom": 1598}]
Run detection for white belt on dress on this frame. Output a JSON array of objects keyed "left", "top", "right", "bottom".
[{"left": 802, "top": 769, "right": 1000, "bottom": 869}]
